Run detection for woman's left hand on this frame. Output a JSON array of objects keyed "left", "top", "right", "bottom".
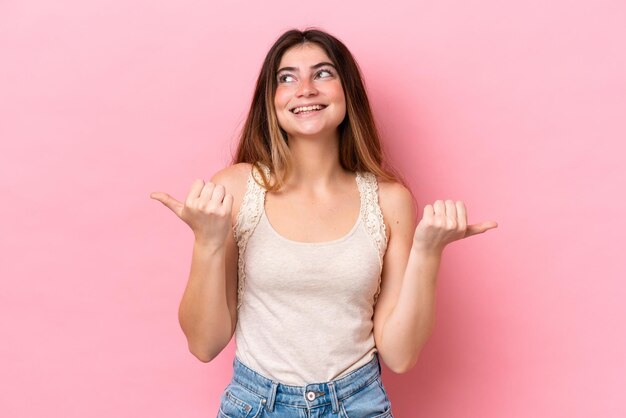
[{"left": 413, "top": 200, "right": 498, "bottom": 255}]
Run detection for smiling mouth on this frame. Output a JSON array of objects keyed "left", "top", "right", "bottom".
[{"left": 290, "top": 104, "right": 328, "bottom": 114}]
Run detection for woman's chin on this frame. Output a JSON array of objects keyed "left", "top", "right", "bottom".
[{"left": 282, "top": 125, "right": 342, "bottom": 140}]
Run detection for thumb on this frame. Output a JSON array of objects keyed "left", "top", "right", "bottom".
[
  {"left": 465, "top": 221, "right": 498, "bottom": 238},
  {"left": 150, "top": 192, "right": 184, "bottom": 218}
]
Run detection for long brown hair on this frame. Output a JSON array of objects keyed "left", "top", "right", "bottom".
[{"left": 232, "top": 27, "right": 406, "bottom": 191}]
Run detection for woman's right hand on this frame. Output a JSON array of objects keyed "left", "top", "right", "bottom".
[{"left": 150, "top": 179, "right": 234, "bottom": 248}]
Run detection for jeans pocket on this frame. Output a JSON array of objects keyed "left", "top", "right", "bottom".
[
  {"left": 218, "top": 381, "right": 265, "bottom": 418},
  {"left": 375, "top": 377, "right": 392, "bottom": 403},
  {"left": 339, "top": 377, "right": 393, "bottom": 418}
]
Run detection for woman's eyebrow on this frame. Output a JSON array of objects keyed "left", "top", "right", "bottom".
[{"left": 277, "top": 62, "right": 336, "bottom": 73}]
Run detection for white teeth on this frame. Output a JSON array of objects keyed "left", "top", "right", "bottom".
[{"left": 292, "top": 105, "right": 325, "bottom": 114}]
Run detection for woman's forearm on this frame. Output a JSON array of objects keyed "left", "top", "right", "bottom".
[
  {"left": 178, "top": 239, "right": 233, "bottom": 362},
  {"left": 381, "top": 246, "right": 441, "bottom": 372}
]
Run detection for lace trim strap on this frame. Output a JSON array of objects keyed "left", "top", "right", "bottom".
[
  {"left": 232, "top": 163, "right": 270, "bottom": 311},
  {"left": 357, "top": 171, "right": 389, "bottom": 304}
]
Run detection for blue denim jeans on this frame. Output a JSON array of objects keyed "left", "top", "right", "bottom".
[{"left": 217, "top": 353, "right": 393, "bottom": 417}]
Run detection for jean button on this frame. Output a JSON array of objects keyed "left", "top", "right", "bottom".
[{"left": 306, "top": 391, "right": 316, "bottom": 401}]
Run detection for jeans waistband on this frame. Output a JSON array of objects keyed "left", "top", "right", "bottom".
[{"left": 231, "top": 352, "right": 382, "bottom": 412}]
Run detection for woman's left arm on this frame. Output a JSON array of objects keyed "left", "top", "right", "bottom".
[{"left": 373, "top": 183, "right": 498, "bottom": 374}]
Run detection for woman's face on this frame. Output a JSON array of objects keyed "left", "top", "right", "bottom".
[{"left": 274, "top": 43, "right": 346, "bottom": 140}]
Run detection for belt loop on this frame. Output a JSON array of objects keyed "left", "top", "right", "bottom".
[
  {"left": 265, "top": 381, "right": 278, "bottom": 412},
  {"left": 328, "top": 381, "right": 339, "bottom": 414},
  {"left": 376, "top": 352, "right": 382, "bottom": 375}
]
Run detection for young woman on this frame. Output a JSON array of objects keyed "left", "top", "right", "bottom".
[{"left": 151, "top": 28, "right": 497, "bottom": 418}]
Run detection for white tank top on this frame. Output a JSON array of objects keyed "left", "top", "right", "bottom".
[{"left": 232, "top": 162, "right": 388, "bottom": 385}]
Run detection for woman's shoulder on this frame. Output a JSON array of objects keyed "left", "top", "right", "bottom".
[
  {"left": 373, "top": 175, "right": 414, "bottom": 205},
  {"left": 209, "top": 163, "right": 256, "bottom": 223},
  {"left": 372, "top": 175, "right": 416, "bottom": 240},
  {"left": 210, "top": 162, "right": 254, "bottom": 190}
]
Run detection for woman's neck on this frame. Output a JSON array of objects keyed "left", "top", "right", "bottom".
[{"left": 284, "top": 132, "right": 346, "bottom": 191}]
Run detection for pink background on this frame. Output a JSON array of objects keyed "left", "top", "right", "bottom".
[{"left": 1, "top": 0, "right": 624, "bottom": 416}]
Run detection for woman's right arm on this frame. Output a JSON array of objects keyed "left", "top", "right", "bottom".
[{"left": 151, "top": 163, "right": 249, "bottom": 362}]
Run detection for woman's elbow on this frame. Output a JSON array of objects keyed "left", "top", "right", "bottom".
[
  {"left": 390, "top": 354, "right": 419, "bottom": 374},
  {"left": 188, "top": 343, "right": 217, "bottom": 363}
]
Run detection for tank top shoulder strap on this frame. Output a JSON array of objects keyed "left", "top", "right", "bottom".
[
  {"left": 356, "top": 171, "right": 389, "bottom": 303},
  {"left": 232, "top": 162, "right": 270, "bottom": 311}
]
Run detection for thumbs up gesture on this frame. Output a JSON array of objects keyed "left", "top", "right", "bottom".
[
  {"left": 150, "top": 179, "right": 234, "bottom": 249},
  {"left": 413, "top": 200, "right": 498, "bottom": 255}
]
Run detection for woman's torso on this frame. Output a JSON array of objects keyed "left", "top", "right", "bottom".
[{"left": 231, "top": 162, "right": 388, "bottom": 385}]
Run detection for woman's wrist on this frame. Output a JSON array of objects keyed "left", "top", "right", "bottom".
[
  {"left": 410, "top": 242, "right": 444, "bottom": 259},
  {"left": 193, "top": 236, "right": 224, "bottom": 255}
]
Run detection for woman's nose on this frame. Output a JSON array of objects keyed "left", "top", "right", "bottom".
[{"left": 296, "top": 78, "right": 318, "bottom": 97}]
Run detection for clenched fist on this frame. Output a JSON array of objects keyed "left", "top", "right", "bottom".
[
  {"left": 150, "top": 179, "right": 234, "bottom": 249},
  {"left": 413, "top": 200, "right": 498, "bottom": 255}
]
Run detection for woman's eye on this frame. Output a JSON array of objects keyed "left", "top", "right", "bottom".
[
  {"left": 278, "top": 74, "right": 295, "bottom": 83},
  {"left": 317, "top": 69, "right": 333, "bottom": 78}
]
